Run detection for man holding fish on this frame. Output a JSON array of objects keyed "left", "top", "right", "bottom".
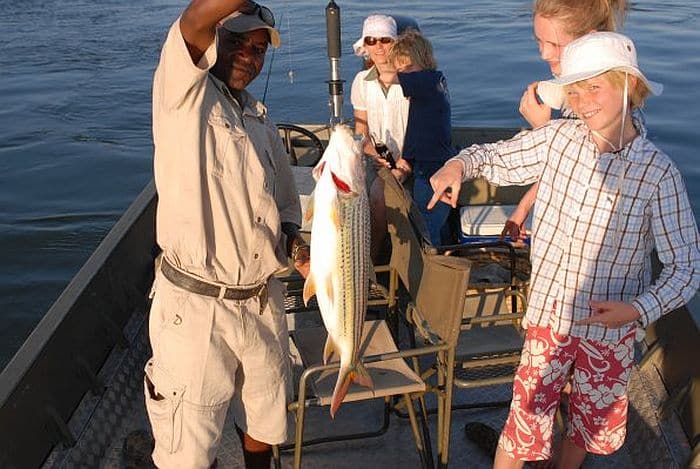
[{"left": 145, "top": 0, "right": 309, "bottom": 467}]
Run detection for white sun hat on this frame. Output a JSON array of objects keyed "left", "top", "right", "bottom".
[
  {"left": 352, "top": 14, "right": 398, "bottom": 57},
  {"left": 537, "top": 31, "right": 663, "bottom": 109}
]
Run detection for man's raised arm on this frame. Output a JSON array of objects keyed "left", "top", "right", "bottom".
[{"left": 180, "top": 0, "right": 250, "bottom": 63}]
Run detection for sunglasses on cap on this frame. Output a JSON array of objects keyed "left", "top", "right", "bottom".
[
  {"left": 364, "top": 36, "right": 394, "bottom": 46},
  {"left": 240, "top": 1, "right": 275, "bottom": 27}
]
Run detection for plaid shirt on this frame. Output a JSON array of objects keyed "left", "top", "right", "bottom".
[{"left": 453, "top": 118, "right": 700, "bottom": 342}]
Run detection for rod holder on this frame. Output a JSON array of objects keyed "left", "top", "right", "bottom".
[{"left": 325, "top": 1, "right": 344, "bottom": 126}]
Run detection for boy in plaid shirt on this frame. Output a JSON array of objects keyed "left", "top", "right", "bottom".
[{"left": 429, "top": 32, "right": 700, "bottom": 468}]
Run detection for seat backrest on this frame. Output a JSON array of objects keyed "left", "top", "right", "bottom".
[
  {"left": 440, "top": 242, "right": 529, "bottom": 326},
  {"left": 380, "top": 168, "right": 471, "bottom": 345}
]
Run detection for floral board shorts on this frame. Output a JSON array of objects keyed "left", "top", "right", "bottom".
[{"left": 498, "top": 325, "right": 635, "bottom": 461}]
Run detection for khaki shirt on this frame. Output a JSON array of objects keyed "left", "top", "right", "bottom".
[{"left": 152, "top": 19, "right": 301, "bottom": 286}]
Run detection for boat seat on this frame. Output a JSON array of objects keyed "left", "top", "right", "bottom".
[
  {"left": 448, "top": 243, "right": 527, "bottom": 394},
  {"left": 456, "top": 325, "right": 524, "bottom": 360},
  {"left": 379, "top": 167, "right": 474, "bottom": 468},
  {"left": 276, "top": 309, "right": 448, "bottom": 469},
  {"left": 274, "top": 171, "right": 457, "bottom": 469},
  {"left": 290, "top": 320, "right": 425, "bottom": 407}
]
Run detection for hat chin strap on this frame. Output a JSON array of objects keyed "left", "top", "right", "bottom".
[
  {"left": 620, "top": 73, "right": 629, "bottom": 150},
  {"left": 591, "top": 72, "right": 629, "bottom": 153},
  {"left": 593, "top": 72, "right": 629, "bottom": 249}
]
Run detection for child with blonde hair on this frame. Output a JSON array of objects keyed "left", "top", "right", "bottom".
[
  {"left": 387, "top": 29, "right": 456, "bottom": 245},
  {"left": 429, "top": 32, "right": 700, "bottom": 468},
  {"left": 504, "top": 0, "right": 628, "bottom": 242}
]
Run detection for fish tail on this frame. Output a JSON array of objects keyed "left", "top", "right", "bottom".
[
  {"left": 329, "top": 363, "right": 374, "bottom": 418},
  {"left": 354, "top": 362, "right": 374, "bottom": 389}
]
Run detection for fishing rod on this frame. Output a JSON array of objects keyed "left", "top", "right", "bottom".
[{"left": 325, "top": 0, "right": 344, "bottom": 127}]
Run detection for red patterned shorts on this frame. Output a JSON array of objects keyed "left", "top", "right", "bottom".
[{"left": 498, "top": 326, "right": 635, "bottom": 461}]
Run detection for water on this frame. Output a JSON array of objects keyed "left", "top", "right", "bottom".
[{"left": 1, "top": 0, "right": 699, "bottom": 370}]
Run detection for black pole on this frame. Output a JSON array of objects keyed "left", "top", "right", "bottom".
[{"left": 325, "top": 0, "right": 344, "bottom": 126}]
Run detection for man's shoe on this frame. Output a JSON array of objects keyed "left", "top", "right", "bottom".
[{"left": 464, "top": 421, "right": 500, "bottom": 460}]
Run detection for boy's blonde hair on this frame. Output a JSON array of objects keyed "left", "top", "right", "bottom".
[
  {"left": 387, "top": 29, "right": 437, "bottom": 70},
  {"left": 534, "top": 0, "right": 627, "bottom": 38},
  {"left": 605, "top": 70, "right": 651, "bottom": 108},
  {"left": 565, "top": 69, "right": 651, "bottom": 109}
]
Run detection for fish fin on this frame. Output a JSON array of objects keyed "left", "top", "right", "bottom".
[
  {"left": 312, "top": 161, "right": 326, "bottom": 181},
  {"left": 304, "top": 191, "right": 314, "bottom": 222},
  {"left": 354, "top": 362, "right": 374, "bottom": 389},
  {"left": 329, "top": 363, "right": 374, "bottom": 418},
  {"left": 330, "top": 367, "right": 353, "bottom": 419},
  {"left": 322, "top": 336, "right": 335, "bottom": 365},
  {"left": 325, "top": 277, "right": 334, "bottom": 305},
  {"left": 330, "top": 206, "right": 341, "bottom": 230},
  {"left": 302, "top": 274, "right": 316, "bottom": 306},
  {"left": 369, "top": 268, "right": 377, "bottom": 285}
]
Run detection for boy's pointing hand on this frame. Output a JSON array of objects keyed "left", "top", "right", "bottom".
[{"left": 428, "top": 160, "right": 464, "bottom": 209}]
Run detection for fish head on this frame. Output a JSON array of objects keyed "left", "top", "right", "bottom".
[{"left": 312, "top": 125, "right": 365, "bottom": 195}]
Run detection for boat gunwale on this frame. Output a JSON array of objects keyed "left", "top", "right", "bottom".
[{"left": 0, "top": 181, "right": 157, "bottom": 468}]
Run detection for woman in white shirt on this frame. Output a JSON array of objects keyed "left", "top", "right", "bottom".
[{"left": 351, "top": 14, "right": 412, "bottom": 262}]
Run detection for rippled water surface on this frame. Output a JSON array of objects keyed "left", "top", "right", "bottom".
[{"left": 1, "top": 0, "right": 699, "bottom": 369}]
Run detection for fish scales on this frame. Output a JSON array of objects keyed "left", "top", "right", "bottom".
[{"left": 336, "top": 194, "right": 370, "bottom": 358}]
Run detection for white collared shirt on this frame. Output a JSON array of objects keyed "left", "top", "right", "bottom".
[
  {"left": 453, "top": 118, "right": 700, "bottom": 342},
  {"left": 351, "top": 66, "right": 409, "bottom": 158}
]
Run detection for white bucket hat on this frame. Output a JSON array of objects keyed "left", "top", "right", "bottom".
[
  {"left": 352, "top": 14, "right": 398, "bottom": 57},
  {"left": 537, "top": 32, "right": 662, "bottom": 109},
  {"left": 220, "top": 3, "right": 281, "bottom": 48}
]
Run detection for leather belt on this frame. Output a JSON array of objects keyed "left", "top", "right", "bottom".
[{"left": 161, "top": 257, "right": 268, "bottom": 312}]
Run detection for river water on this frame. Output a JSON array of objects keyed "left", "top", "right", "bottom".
[{"left": 1, "top": 0, "right": 699, "bottom": 369}]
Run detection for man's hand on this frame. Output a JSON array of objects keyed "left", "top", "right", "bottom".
[
  {"left": 428, "top": 160, "right": 464, "bottom": 209},
  {"left": 519, "top": 81, "right": 552, "bottom": 128},
  {"left": 283, "top": 223, "right": 309, "bottom": 278},
  {"left": 575, "top": 301, "right": 641, "bottom": 329},
  {"left": 181, "top": 0, "right": 250, "bottom": 64},
  {"left": 292, "top": 244, "right": 310, "bottom": 279}
]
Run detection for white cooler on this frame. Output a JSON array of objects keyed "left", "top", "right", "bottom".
[{"left": 459, "top": 205, "right": 531, "bottom": 238}]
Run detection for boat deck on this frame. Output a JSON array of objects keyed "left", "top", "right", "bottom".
[
  {"left": 35, "top": 161, "right": 694, "bottom": 468},
  {"left": 39, "top": 290, "right": 691, "bottom": 469}
]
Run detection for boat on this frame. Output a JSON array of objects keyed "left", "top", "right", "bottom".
[
  {"left": 0, "top": 122, "right": 697, "bottom": 468},
  {"left": 1, "top": 1, "right": 698, "bottom": 466}
]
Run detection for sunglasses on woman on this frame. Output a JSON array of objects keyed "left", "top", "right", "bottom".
[{"left": 364, "top": 36, "right": 394, "bottom": 46}]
